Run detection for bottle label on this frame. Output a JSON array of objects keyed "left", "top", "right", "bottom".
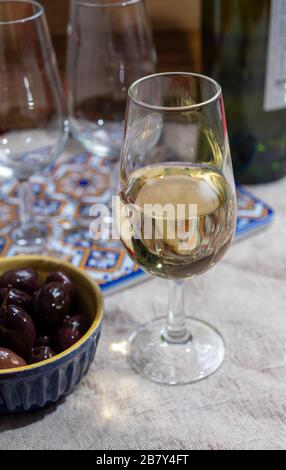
[{"left": 264, "top": 0, "right": 286, "bottom": 111}]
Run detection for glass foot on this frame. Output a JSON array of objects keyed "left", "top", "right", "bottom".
[
  {"left": 128, "top": 317, "right": 225, "bottom": 385},
  {"left": 11, "top": 222, "right": 48, "bottom": 254}
]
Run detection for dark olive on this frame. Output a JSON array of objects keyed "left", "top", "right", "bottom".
[
  {"left": 29, "top": 346, "right": 55, "bottom": 365},
  {"left": 0, "top": 268, "right": 40, "bottom": 295},
  {"left": 34, "top": 282, "right": 71, "bottom": 326},
  {"left": 56, "top": 315, "right": 85, "bottom": 352},
  {"left": 0, "top": 305, "right": 36, "bottom": 358},
  {"left": 0, "top": 328, "right": 7, "bottom": 349},
  {"left": 35, "top": 335, "right": 52, "bottom": 347},
  {"left": 46, "top": 271, "right": 76, "bottom": 300},
  {"left": 0, "top": 347, "right": 27, "bottom": 369},
  {"left": 0, "top": 288, "right": 8, "bottom": 306},
  {"left": 64, "top": 315, "right": 87, "bottom": 328},
  {"left": 6, "top": 288, "right": 32, "bottom": 311}
]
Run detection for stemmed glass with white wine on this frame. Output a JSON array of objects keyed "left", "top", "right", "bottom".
[{"left": 118, "top": 72, "right": 237, "bottom": 385}]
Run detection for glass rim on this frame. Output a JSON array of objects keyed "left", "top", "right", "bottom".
[
  {"left": 75, "top": 0, "right": 142, "bottom": 8},
  {"left": 0, "top": 0, "right": 44, "bottom": 25},
  {"left": 128, "top": 72, "right": 222, "bottom": 112}
]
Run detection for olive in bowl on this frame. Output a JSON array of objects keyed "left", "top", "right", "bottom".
[{"left": 0, "top": 256, "right": 103, "bottom": 413}]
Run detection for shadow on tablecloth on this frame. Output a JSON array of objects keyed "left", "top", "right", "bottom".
[{"left": 0, "top": 398, "right": 66, "bottom": 430}]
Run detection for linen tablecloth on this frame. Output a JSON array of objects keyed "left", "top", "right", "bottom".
[{"left": 0, "top": 178, "right": 285, "bottom": 450}]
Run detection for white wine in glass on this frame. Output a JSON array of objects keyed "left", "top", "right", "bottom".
[
  {"left": 118, "top": 73, "right": 237, "bottom": 385},
  {"left": 120, "top": 164, "right": 236, "bottom": 279}
]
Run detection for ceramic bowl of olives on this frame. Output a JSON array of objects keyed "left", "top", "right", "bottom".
[{"left": 0, "top": 256, "right": 103, "bottom": 413}]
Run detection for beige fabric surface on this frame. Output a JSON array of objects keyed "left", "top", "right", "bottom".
[{"left": 0, "top": 178, "right": 286, "bottom": 450}]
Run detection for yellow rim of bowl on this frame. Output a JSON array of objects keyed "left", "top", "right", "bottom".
[{"left": 0, "top": 256, "right": 104, "bottom": 375}]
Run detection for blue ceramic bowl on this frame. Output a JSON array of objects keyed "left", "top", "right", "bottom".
[{"left": 0, "top": 256, "right": 103, "bottom": 413}]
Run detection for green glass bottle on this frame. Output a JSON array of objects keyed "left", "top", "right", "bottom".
[{"left": 202, "top": 0, "right": 286, "bottom": 183}]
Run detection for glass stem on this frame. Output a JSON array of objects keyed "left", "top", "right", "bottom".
[
  {"left": 18, "top": 179, "right": 33, "bottom": 227},
  {"left": 163, "top": 281, "right": 192, "bottom": 344}
]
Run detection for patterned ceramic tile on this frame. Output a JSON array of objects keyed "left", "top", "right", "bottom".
[{"left": 0, "top": 152, "right": 274, "bottom": 294}]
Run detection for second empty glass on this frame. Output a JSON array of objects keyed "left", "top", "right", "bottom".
[{"left": 67, "top": 0, "right": 156, "bottom": 161}]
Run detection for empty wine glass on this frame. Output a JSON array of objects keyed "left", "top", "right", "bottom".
[
  {"left": 0, "top": 0, "right": 69, "bottom": 253},
  {"left": 67, "top": 0, "right": 156, "bottom": 204},
  {"left": 118, "top": 73, "right": 237, "bottom": 385}
]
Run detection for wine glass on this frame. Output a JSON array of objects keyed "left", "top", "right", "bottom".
[
  {"left": 0, "top": 0, "right": 69, "bottom": 253},
  {"left": 67, "top": 0, "right": 156, "bottom": 205},
  {"left": 118, "top": 72, "right": 237, "bottom": 385}
]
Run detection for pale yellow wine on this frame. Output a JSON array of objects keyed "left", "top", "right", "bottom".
[{"left": 119, "top": 164, "right": 236, "bottom": 280}]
